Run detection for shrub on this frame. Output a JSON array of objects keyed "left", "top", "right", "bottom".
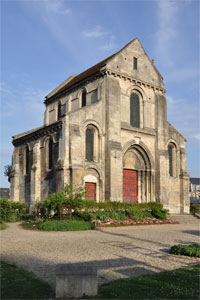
[
  {"left": 0, "top": 198, "right": 12, "bottom": 221},
  {"left": 126, "top": 207, "right": 144, "bottom": 221},
  {"left": 73, "top": 210, "right": 93, "bottom": 222},
  {"left": 151, "top": 207, "right": 168, "bottom": 219},
  {"left": 190, "top": 204, "right": 200, "bottom": 215},
  {"left": 63, "top": 184, "right": 85, "bottom": 209},
  {"left": 11, "top": 202, "right": 27, "bottom": 213},
  {"left": 170, "top": 243, "right": 200, "bottom": 257},
  {"left": 37, "top": 220, "right": 94, "bottom": 231},
  {"left": 41, "top": 192, "right": 66, "bottom": 211}
]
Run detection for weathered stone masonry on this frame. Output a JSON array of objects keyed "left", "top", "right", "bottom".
[{"left": 10, "top": 38, "right": 190, "bottom": 213}]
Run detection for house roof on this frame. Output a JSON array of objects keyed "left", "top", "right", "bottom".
[
  {"left": 190, "top": 178, "right": 200, "bottom": 185},
  {"left": 45, "top": 37, "right": 164, "bottom": 103},
  {"left": 45, "top": 52, "right": 116, "bottom": 102}
]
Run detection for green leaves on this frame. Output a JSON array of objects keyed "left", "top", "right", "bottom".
[{"left": 170, "top": 243, "right": 200, "bottom": 257}]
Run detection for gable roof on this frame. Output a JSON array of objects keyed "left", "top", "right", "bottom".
[
  {"left": 45, "top": 38, "right": 162, "bottom": 102},
  {"left": 190, "top": 178, "right": 200, "bottom": 185},
  {"left": 45, "top": 52, "right": 117, "bottom": 102}
]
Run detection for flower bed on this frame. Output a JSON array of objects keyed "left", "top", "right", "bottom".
[{"left": 95, "top": 217, "right": 177, "bottom": 227}]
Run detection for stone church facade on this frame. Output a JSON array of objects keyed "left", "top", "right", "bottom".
[{"left": 10, "top": 38, "right": 190, "bottom": 213}]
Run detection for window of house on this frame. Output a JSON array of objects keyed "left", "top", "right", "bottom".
[
  {"left": 82, "top": 89, "right": 87, "bottom": 107},
  {"left": 133, "top": 57, "right": 137, "bottom": 70},
  {"left": 57, "top": 102, "right": 61, "bottom": 120},
  {"left": 130, "top": 93, "right": 140, "bottom": 128},
  {"left": 86, "top": 128, "right": 94, "bottom": 161},
  {"left": 91, "top": 89, "right": 98, "bottom": 104},
  {"left": 168, "top": 143, "right": 176, "bottom": 177}
]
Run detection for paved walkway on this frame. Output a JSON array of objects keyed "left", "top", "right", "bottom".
[{"left": 1, "top": 222, "right": 199, "bottom": 288}]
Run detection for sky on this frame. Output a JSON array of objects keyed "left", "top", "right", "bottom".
[{"left": 0, "top": 0, "right": 199, "bottom": 188}]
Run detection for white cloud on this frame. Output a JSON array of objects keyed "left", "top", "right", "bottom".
[
  {"left": 155, "top": 0, "right": 178, "bottom": 66},
  {"left": 193, "top": 133, "right": 200, "bottom": 141},
  {"left": 82, "top": 25, "right": 109, "bottom": 38},
  {"left": 166, "top": 94, "right": 200, "bottom": 141},
  {"left": 43, "top": 0, "right": 71, "bottom": 15},
  {"left": 0, "top": 82, "right": 48, "bottom": 124},
  {"left": 100, "top": 35, "right": 117, "bottom": 52},
  {"left": 165, "top": 67, "right": 199, "bottom": 83}
]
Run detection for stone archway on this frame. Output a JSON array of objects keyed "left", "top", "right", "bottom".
[{"left": 123, "top": 145, "right": 152, "bottom": 203}]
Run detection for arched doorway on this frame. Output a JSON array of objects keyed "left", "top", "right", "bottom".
[{"left": 123, "top": 145, "right": 152, "bottom": 203}]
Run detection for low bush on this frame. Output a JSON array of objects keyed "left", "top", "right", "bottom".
[
  {"left": 37, "top": 219, "right": 94, "bottom": 231},
  {"left": 126, "top": 207, "right": 144, "bottom": 221},
  {"left": 11, "top": 202, "right": 27, "bottom": 213},
  {"left": 190, "top": 204, "right": 200, "bottom": 215},
  {"left": 151, "top": 207, "right": 167, "bottom": 219},
  {"left": 0, "top": 198, "right": 12, "bottom": 221},
  {"left": 0, "top": 222, "right": 7, "bottom": 230},
  {"left": 0, "top": 198, "right": 28, "bottom": 222},
  {"left": 170, "top": 243, "right": 200, "bottom": 257},
  {"left": 93, "top": 210, "right": 127, "bottom": 221},
  {"left": 72, "top": 210, "right": 93, "bottom": 222}
]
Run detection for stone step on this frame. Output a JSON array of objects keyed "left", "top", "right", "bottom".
[{"left": 168, "top": 214, "right": 200, "bottom": 224}]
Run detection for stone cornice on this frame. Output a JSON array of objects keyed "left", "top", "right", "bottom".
[
  {"left": 121, "top": 123, "right": 156, "bottom": 136},
  {"left": 45, "top": 66, "right": 165, "bottom": 105},
  {"left": 13, "top": 121, "right": 62, "bottom": 147},
  {"left": 101, "top": 68, "right": 166, "bottom": 94}
]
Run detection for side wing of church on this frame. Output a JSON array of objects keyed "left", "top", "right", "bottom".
[{"left": 10, "top": 38, "right": 190, "bottom": 213}]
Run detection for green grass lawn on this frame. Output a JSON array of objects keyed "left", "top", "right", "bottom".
[
  {"left": 96, "top": 264, "right": 200, "bottom": 299},
  {"left": 0, "top": 223, "right": 7, "bottom": 230},
  {"left": 0, "top": 261, "right": 53, "bottom": 300},
  {"left": 1, "top": 261, "right": 199, "bottom": 300}
]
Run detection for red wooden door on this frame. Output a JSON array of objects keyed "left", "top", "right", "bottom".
[
  {"left": 123, "top": 169, "right": 138, "bottom": 203},
  {"left": 85, "top": 182, "right": 96, "bottom": 201}
]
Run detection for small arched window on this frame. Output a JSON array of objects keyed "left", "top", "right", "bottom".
[
  {"left": 86, "top": 128, "right": 94, "bottom": 161},
  {"left": 168, "top": 143, "right": 176, "bottom": 177},
  {"left": 58, "top": 102, "right": 61, "bottom": 120},
  {"left": 82, "top": 89, "right": 87, "bottom": 107},
  {"left": 48, "top": 137, "right": 53, "bottom": 169},
  {"left": 130, "top": 93, "right": 140, "bottom": 128}
]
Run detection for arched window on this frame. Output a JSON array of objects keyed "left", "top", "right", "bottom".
[
  {"left": 48, "top": 137, "right": 53, "bottom": 169},
  {"left": 25, "top": 145, "right": 29, "bottom": 174},
  {"left": 57, "top": 102, "right": 61, "bottom": 120},
  {"left": 130, "top": 93, "right": 140, "bottom": 128},
  {"left": 168, "top": 143, "right": 176, "bottom": 177},
  {"left": 86, "top": 128, "right": 94, "bottom": 161},
  {"left": 82, "top": 89, "right": 87, "bottom": 107}
]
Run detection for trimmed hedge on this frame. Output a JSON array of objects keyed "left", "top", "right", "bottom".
[
  {"left": 170, "top": 243, "right": 200, "bottom": 257},
  {"left": 37, "top": 220, "right": 94, "bottom": 231},
  {"left": 0, "top": 198, "right": 27, "bottom": 221},
  {"left": 190, "top": 204, "right": 200, "bottom": 215}
]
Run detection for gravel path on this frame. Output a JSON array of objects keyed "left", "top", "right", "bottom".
[{"left": 1, "top": 222, "right": 199, "bottom": 288}]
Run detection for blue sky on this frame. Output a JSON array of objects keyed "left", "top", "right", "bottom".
[{"left": 1, "top": 0, "right": 199, "bottom": 188}]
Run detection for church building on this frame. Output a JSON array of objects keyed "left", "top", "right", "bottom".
[{"left": 10, "top": 38, "right": 190, "bottom": 213}]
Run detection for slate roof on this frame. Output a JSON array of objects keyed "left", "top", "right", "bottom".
[
  {"left": 45, "top": 53, "right": 116, "bottom": 102},
  {"left": 190, "top": 178, "right": 200, "bottom": 185}
]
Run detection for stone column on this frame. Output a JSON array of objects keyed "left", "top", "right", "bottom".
[
  {"left": 146, "top": 171, "right": 149, "bottom": 202},
  {"left": 10, "top": 147, "right": 20, "bottom": 202},
  {"left": 105, "top": 76, "right": 122, "bottom": 202},
  {"left": 142, "top": 171, "right": 146, "bottom": 202},
  {"left": 180, "top": 147, "right": 190, "bottom": 213},
  {"left": 109, "top": 144, "right": 123, "bottom": 202},
  {"left": 137, "top": 170, "right": 142, "bottom": 203},
  {"left": 30, "top": 141, "right": 41, "bottom": 209}
]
